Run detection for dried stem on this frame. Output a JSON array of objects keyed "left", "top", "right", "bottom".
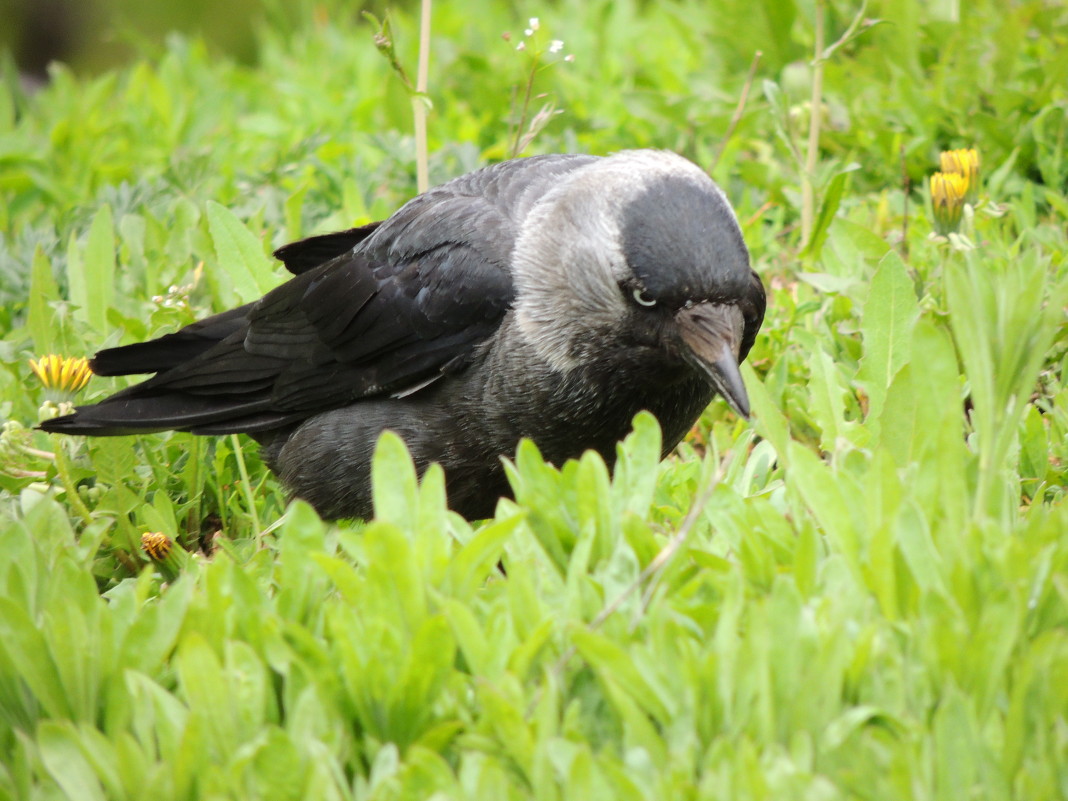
[
  {"left": 414, "top": 0, "right": 432, "bottom": 193},
  {"left": 800, "top": 0, "right": 826, "bottom": 248},
  {"left": 511, "top": 54, "right": 541, "bottom": 158},
  {"left": 710, "top": 50, "right": 763, "bottom": 174}
]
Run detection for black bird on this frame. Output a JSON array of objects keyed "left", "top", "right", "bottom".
[{"left": 42, "top": 150, "right": 766, "bottom": 520}]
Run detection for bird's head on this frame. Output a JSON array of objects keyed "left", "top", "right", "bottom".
[{"left": 512, "top": 150, "right": 765, "bottom": 417}]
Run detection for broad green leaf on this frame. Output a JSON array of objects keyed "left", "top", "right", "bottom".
[
  {"left": 0, "top": 599, "right": 72, "bottom": 720},
  {"left": 803, "top": 167, "right": 855, "bottom": 259},
  {"left": 206, "top": 200, "right": 278, "bottom": 304},
  {"left": 743, "top": 362, "right": 790, "bottom": 467},
  {"left": 445, "top": 514, "right": 521, "bottom": 600},
  {"left": 371, "top": 430, "right": 420, "bottom": 529},
  {"left": 859, "top": 250, "right": 918, "bottom": 427},
  {"left": 787, "top": 443, "right": 861, "bottom": 570},
  {"left": 67, "top": 205, "right": 115, "bottom": 334},
  {"left": 612, "top": 412, "right": 661, "bottom": 518},
  {"left": 807, "top": 347, "right": 845, "bottom": 451},
  {"left": 571, "top": 629, "right": 672, "bottom": 724},
  {"left": 175, "top": 632, "right": 236, "bottom": 757},
  {"left": 37, "top": 721, "right": 107, "bottom": 801},
  {"left": 27, "top": 246, "right": 60, "bottom": 352},
  {"left": 119, "top": 576, "right": 194, "bottom": 673}
]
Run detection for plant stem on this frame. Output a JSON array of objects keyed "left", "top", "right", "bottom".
[
  {"left": 230, "top": 434, "right": 262, "bottom": 539},
  {"left": 185, "top": 435, "right": 203, "bottom": 538},
  {"left": 801, "top": 0, "right": 826, "bottom": 249},
  {"left": 51, "top": 435, "right": 92, "bottom": 526},
  {"left": 710, "top": 50, "right": 762, "bottom": 174},
  {"left": 511, "top": 54, "right": 539, "bottom": 158},
  {"left": 900, "top": 143, "right": 910, "bottom": 257},
  {"left": 413, "top": 0, "right": 432, "bottom": 193}
]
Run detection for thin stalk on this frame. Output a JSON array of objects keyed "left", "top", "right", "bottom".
[
  {"left": 900, "top": 144, "right": 910, "bottom": 257},
  {"left": 185, "top": 435, "right": 203, "bottom": 538},
  {"left": 413, "top": 0, "right": 432, "bottom": 193},
  {"left": 710, "top": 50, "right": 762, "bottom": 174},
  {"left": 801, "top": 0, "right": 826, "bottom": 249},
  {"left": 16, "top": 444, "right": 56, "bottom": 461},
  {"left": 229, "top": 434, "right": 262, "bottom": 539},
  {"left": 51, "top": 436, "right": 92, "bottom": 526},
  {"left": 511, "top": 54, "right": 540, "bottom": 157}
]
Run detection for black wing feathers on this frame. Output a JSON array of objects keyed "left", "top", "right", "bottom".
[
  {"left": 272, "top": 222, "right": 382, "bottom": 275},
  {"left": 41, "top": 154, "right": 597, "bottom": 437},
  {"left": 89, "top": 305, "right": 253, "bottom": 376}
]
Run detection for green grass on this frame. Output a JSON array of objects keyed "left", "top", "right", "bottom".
[{"left": 1, "top": 0, "right": 1067, "bottom": 798}]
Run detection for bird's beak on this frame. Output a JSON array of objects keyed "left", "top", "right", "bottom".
[{"left": 675, "top": 303, "right": 750, "bottom": 419}]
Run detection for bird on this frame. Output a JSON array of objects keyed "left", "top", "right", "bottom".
[{"left": 42, "top": 150, "right": 766, "bottom": 520}]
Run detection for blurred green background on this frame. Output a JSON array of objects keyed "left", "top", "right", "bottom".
[{"left": 1, "top": 0, "right": 348, "bottom": 78}]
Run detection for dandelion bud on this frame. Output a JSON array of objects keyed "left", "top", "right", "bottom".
[
  {"left": 939, "top": 148, "right": 980, "bottom": 205},
  {"left": 930, "top": 171, "right": 967, "bottom": 236},
  {"left": 141, "top": 532, "right": 188, "bottom": 580}
]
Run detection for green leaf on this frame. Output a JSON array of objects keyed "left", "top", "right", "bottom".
[
  {"left": 371, "top": 430, "right": 420, "bottom": 528},
  {"left": 67, "top": 205, "right": 115, "bottom": 334},
  {"left": 0, "top": 598, "right": 72, "bottom": 720},
  {"left": 743, "top": 362, "right": 791, "bottom": 467},
  {"left": 859, "top": 250, "right": 918, "bottom": 426},
  {"left": 612, "top": 412, "right": 662, "bottom": 518},
  {"left": 175, "top": 632, "right": 236, "bottom": 757},
  {"left": 787, "top": 443, "right": 861, "bottom": 570},
  {"left": 807, "top": 348, "right": 846, "bottom": 451},
  {"left": 802, "top": 167, "right": 853, "bottom": 259},
  {"left": 27, "top": 246, "right": 60, "bottom": 352},
  {"left": 445, "top": 514, "right": 521, "bottom": 601},
  {"left": 37, "top": 721, "right": 108, "bottom": 801},
  {"left": 206, "top": 200, "right": 279, "bottom": 304},
  {"left": 571, "top": 629, "right": 672, "bottom": 724}
]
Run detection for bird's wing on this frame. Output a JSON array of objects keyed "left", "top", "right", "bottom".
[
  {"left": 272, "top": 222, "right": 382, "bottom": 275},
  {"left": 47, "top": 154, "right": 597, "bottom": 436}
]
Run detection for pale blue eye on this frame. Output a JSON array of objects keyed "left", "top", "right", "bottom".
[{"left": 632, "top": 287, "right": 656, "bottom": 307}]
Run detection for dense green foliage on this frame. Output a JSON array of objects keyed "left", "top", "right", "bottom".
[{"left": 1, "top": 0, "right": 1067, "bottom": 798}]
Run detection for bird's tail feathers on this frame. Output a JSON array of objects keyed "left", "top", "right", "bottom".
[
  {"left": 90, "top": 305, "right": 252, "bottom": 377},
  {"left": 39, "top": 392, "right": 296, "bottom": 437}
]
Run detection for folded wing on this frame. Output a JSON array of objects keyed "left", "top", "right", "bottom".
[{"left": 43, "top": 154, "right": 596, "bottom": 437}]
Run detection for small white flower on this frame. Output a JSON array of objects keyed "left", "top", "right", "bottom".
[
  {"left": 564, "top": 53, "right": 575, "bottom": 62},
  {"left": 524, "top": 28, "right": 533, "bottom": 36},
  {"left": 549, "top": 39, "right": 564, "bottom": 53},
  {"left": 516, "top": 41, "right": 526, "bottom": 51},
  {"left": 529, "top": 17, "right": 540, "bottom": 30}
]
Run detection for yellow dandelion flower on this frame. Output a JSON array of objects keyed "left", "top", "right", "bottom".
[
  {"left": 930, "top": 171, "right": 967, "bottom": 236},
  {"left": 939, "top": 148, "right": 980, "bottom": 204},
  {"left": 141, "top": 532, "right": 188, "bottom": 580},
  {"left": 141, "top": 531, "right": 173, "bottom": 562},
  {"left": 28, "top": 355, "right": 92, "bottom": 399}
]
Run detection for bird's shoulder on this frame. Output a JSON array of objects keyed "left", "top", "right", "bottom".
[{"left": 257, "top": 153, "right": 603, "bottom": 350}]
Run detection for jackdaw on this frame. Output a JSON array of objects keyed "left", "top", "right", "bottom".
[{"left": 42, "top": 150, "right": 766, "bottom": 520}]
